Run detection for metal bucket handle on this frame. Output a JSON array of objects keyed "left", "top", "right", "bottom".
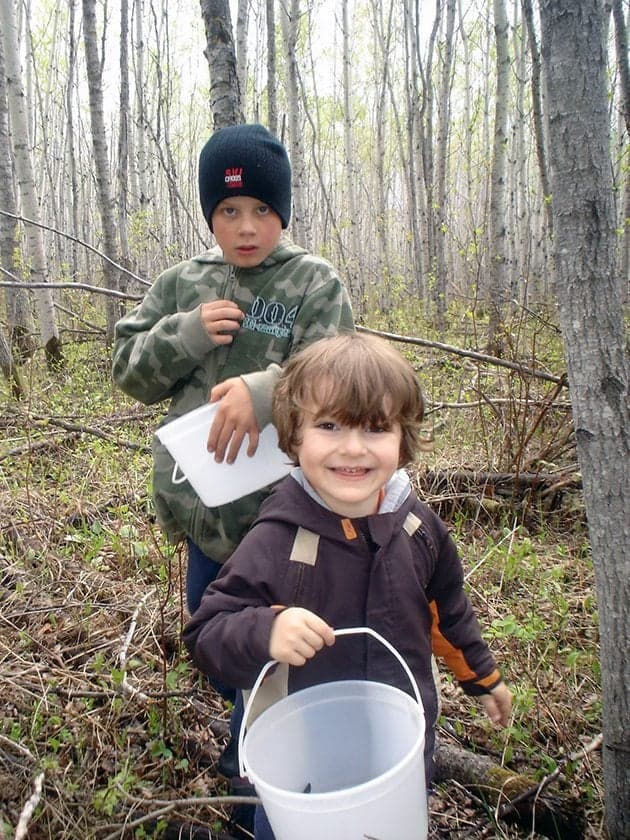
[{"left": 238, "top": 625, "right": 422, "bottom": 779}]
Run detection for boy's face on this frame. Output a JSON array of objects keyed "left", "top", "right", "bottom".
[
  {"left": 295, "top": 405, "right": 402, "bottom": 518},
  {"left": 211, "top": 195, "right": 283, "bottom": 268}
]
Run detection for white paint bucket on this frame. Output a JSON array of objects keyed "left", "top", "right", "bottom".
[
  {"left": 239, "top": 627, "right": 428, "bottom": 840},
  {"left": 156, "top": 402, "right": 291, "bottom": 507}
]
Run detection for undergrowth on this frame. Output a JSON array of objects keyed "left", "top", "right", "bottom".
[{"left": 0, "top": 320, "right": 604, "bottom": 839}]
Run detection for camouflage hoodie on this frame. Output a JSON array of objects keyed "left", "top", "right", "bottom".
[{"left": 112, "top": 236, "right": 354, "bottom": 561}]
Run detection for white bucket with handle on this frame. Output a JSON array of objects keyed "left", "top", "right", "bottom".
[
  {"left": 155, "top": 401, "right": 291, "bottom": 507},
  {"left": 238, "top": 627, "right": 427, "bottom": 840}
]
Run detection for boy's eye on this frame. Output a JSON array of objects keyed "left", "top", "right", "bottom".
[
  {"left": 315, "top": 420, "right": 338, "bottom": 431},
  {"left": 223, "top": 206, "right": 237, "bottom": 217},
  {"left": 256, "top": 204, "right": 270, "bottom": 216},
  {"left": 366, "top": 422, "right": 390, "bottom": 433}
]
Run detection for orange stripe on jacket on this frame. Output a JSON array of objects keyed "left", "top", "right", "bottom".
[{"left": 429, "top": 599, "right": 497, "bottom": 685}]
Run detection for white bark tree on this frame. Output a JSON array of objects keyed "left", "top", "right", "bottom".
[
  {"left": 0, "top": 0, "right": 61, "bottom": 367},
  {"left": 199, "top": 0, "right": 243, "bottom": 129},
  {"left": 117, "top": 0, "right": 131, "bottom": 281},
  {"left": 611, "top": 0, "right": 629, "bottom": 297},
  {"left": 341, "top": 0, "right": 359, "bottom": 302},
  {"left": 81, "top": 0, "right": 121, "bottom": 340},
  {"left": 265, "top": 0, "right": 277, "bottom": 133},
  {"left": 280, "top": 0, "right": 308, "bottom": 248},
  {"left": 434, "top": 0, "right": 457, "bottom": 328},
  {"left": 235, "top": 0, "right": 249, "bottom": 114},
  {"left": 487, "top": 0, "right": 510, "bottom": 353},
  {"left": 0, "top": 25, "right": 34, "bottom": 362},
  {"left": 540, "top": 2, "right": 630, "bottom": 835}
]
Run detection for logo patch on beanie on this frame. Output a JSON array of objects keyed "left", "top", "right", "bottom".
[{"left": 224, "top": 167, "right": 243, "bottom": 188}]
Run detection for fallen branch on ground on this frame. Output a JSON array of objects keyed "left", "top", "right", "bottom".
[{"left": 434, "top": 739, "right": 591, "bottom": 839}]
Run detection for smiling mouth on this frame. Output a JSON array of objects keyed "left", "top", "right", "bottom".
[{"left": 331, "top": 467, "right": 370, "bottom": 476}]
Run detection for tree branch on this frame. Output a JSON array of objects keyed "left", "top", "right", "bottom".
[
  {"left": 0, "top": 209, "right": 150, "bottom": 286},
  {"left": 358, "top": 325, "right": 567, "bottom": 385}
]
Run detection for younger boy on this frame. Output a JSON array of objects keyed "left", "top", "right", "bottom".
[{"left": 184, "top": 332, "right": 512, "bottom": 837}]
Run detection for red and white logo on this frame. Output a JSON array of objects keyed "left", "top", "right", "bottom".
[{"left": 224, "top": 167, "right": 243, "bottom": 188}]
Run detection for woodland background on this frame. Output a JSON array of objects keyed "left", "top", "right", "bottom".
[{"left": 0, "top": 0, "right": 628, "bottom": 839}]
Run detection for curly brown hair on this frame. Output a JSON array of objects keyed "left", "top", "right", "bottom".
[{"left": 272, "top": 332, "right": 427, "bottom": 466}]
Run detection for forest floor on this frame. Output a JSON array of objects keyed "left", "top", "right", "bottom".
[{"left": 0, "top": 331, "right": 605, "bottom": 839}]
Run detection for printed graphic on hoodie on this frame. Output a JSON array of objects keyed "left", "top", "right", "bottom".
[{"left": 242, "top": 295, "right": 298, "bottom": 339}]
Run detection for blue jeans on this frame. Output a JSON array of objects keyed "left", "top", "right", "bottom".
[
  {"left": 186, "top": 538, "right": 243, "bottom": 752},
  {"left": 254, "top": 806, "right": 275, "bottom": 839},
  {"left": 186, "top": 536, "right": 224, "bottom": 615}
]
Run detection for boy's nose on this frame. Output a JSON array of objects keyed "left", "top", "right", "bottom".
[
  {"left": 339, "top": 428, "right": 368, "bottom": 454},
  {"left": 237, "top": 213, "right": 256, "bottom": 233}
]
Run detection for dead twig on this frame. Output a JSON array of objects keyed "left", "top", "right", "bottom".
[
  {"left": 14, "top": 771, "right": 45, "bottom": 840},
  {"left": 119, "top": 591, "right": 155, "bottom": 701}
]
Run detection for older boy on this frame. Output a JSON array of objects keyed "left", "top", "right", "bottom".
[
  {"left": 184, "top": 333, "right": 512, "bottom": 838},
  {"left": 112, "top": 124, "right": 354, "bottom": 615}
]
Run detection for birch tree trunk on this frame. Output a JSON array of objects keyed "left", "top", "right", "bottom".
[
  {"left": 81, "top": 0, "right": 121, "bottom": 340},
  {"left": 341, "top": 0, "right": 359, "bottom": 303},
  {"left": 265, "top": 0, "right": 277, "bottom": 133},
  {"left": 434, "top": 0, "right": 456, "bottom": 329},
  {"left": 117, "top": 0, "right": 131, "bottom": 282},
  {"left": 402, "top": 0, "right": 425, "bottom": 298},
  {"left": 522, "top": 0, "right": 553, "bottom": 239},
  {"left": 510, "top": 1, "right": 527, "bottom": 302},
  {"left": 611, "top": 0, "right": 629, "bottom": 297},
  {"left": 370, "top": 0, "right": 392, "bottom": 297},
  {"left": 65, "top": 0, "right": 80, "bottom": 282},
  {"left": 235, "top": 0, "right": 248, "bottom": 115},
  {"left": 280, "top": 0, "right": 308, "bottom": 248},
  {"left": 456, "top": 0, "right": 477, "bottom": 298},
  {"left": 0, "top": 0, "right": 61, "bottom": 368},
  {"left": 419, "top": 4, "right": 441, "bottom": 313},
  {"left": 540, "top": 3, "right": 630, "bottom": 836},
  {"left": 0, "top": 325, "right": 22, "bottom": 398},
  {"left": 199, "top": 0, "right": 243, "bottom": 129},
  {"left": 134, "top": 0, "right": 149, "bottom": 211},
  {"left": 0, "top": 27, "right": 34, "bottom": 361},
  {"left": 521, "top": 0, "right": 553, "bottom": 299},
  {"left": 487, "top": 0, "right": 510, "bottom": 354}
]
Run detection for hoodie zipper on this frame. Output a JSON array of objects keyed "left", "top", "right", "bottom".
[
  {"left": 221, "top": 264, "right": 238, "bottom": 300},
  {"left": 210, "top": 264, "right": 239, "bottom": 385}
]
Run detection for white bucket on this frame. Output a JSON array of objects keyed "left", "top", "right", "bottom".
[
  {"left": 239, "top": 627, "right": 427, "bottom": 840},
  {"left": 155, "top": 402, "right": 291, "bottom": 507}
]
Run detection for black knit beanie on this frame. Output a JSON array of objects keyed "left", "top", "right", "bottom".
[{"left": 198, "top": 124, "right": 292, "bottom": 231}]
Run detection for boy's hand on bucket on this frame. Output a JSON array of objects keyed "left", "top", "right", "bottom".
[
  {"left": 207, "top": 378, "right": 259, "bottom": 463},
  {"left": 480, "top": 681, "right": 513, "bottom": 727},
  {"left": 269, "top": 607, "right": 335, "bottom": 666}
]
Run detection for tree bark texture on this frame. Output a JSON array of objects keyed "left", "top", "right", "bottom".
[
  {"left": 81, "top": 0, "right": 121, "bottom": 339},
  {"left": 0, "top": 0, "right": 61, "bottom": 365},
  {"left": 487, "top": 0, "right": 510, "bottom": 352},
  {"left": 199, "top": 0, "right": 243, "bottom": 129},
  {"left": 611, "top": 0, "right": 630, "bottom": 298},
  {"left": 265, "top": 0, "right": 277, "bottom": 133},
  {"left": 434, "top": 0, "right": 456, "bottom": 327},
  {"left": 235, "top": 0, "right": 248, "bottom": 115},
  {"left": 0, "top": 28, "right": 34, "bottom": 361},
  {"left": 540, "top": 2, "right": 630, "bottom": 836},
  {"left": 280, "top": 0, "right": 308, "bottom": 248}
]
